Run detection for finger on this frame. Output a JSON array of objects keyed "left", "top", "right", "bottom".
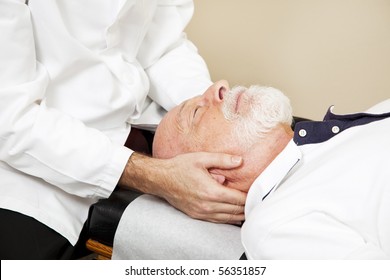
[
  {"left": 209, "top": 183, "right": 247, "bottom": 206},
  {"left": 210, "top": 173, "right": 226, "bottom": 184},
  {"left": 187, "top": 199, "right": 245, "bottom": 222},
  {"left": 194, "top": 152, "right": 242, "bottom": 170},
  {"left": 196, "top": 200, "right": 245, "bottom": 215},
  {"left": 198, "top": 212, "right": 245, "bottom": 224},
  {"left": 217, "top": 213, "right": 245, "bottom": 224}
]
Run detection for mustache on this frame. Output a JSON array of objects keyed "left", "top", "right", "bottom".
[{"left": 222, "top": 86, "right": 247, "bottom": 120}]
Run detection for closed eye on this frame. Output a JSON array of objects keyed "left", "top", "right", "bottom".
[{"left": 193, "top": 107, "right": 200, "bottom": 119}]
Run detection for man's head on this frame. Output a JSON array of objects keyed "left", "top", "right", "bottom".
[{"left": 153, "top": 80, "right": 294, "bottom": 191}]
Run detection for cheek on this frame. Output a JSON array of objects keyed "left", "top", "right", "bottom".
[{"left": 196, "top": 122, "right": 238, "bottom": 153}]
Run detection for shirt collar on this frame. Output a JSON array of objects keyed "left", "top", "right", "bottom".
[{"left": 245, "top": 139, "right": 302, "bottom": 217}]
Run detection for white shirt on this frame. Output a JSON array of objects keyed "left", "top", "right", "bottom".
[
  {"left": 0, "top": 0, "right": 211, "bottom": 245},
  {"left": 242, "top": 100, "right": 390, "bottom": 259}
]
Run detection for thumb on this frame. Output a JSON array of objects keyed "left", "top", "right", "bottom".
[{"left": 198, "top": 152, "right": 242, "bottom": 170}]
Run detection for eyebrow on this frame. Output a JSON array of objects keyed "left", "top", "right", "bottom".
[{"left": 178, "top": 100, "right": 189, "bottom": 116}]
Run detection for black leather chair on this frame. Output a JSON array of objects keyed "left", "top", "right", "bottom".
[{"left": 84, "top": 116, "right": 312, "bottom": 259}]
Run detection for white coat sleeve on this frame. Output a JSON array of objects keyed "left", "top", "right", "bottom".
[
  {"left": 137, "top": 0, "right": 212, "bottom": 111},
  {"left": 0, "top": 0, "right": 131, "bottom": 199}
]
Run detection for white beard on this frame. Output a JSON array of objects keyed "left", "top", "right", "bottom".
[{"left": 222, "top": 85, "right": 293, "bottom": 149}]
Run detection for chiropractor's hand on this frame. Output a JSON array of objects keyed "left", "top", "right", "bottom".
[{"left": 119, "top": 152, "right": 246, "bottom": 224}]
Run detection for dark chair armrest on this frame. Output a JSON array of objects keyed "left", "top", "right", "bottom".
[{"left": 86, "top": 189, "right": 142, "bottom": 246}]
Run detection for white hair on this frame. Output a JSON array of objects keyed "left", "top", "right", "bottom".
[{"left": 222, "top": 85, "right": 293, "bottom": 147}]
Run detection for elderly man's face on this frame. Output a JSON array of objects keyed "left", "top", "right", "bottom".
[
  {"left": 153, "top": 80, "right": 251, "bottom": 159},
  {"left": 153, "top": 80, "right": 293, "bottom": 192}
]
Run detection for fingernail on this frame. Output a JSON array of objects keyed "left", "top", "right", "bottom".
[{"left": 232, "top": 156, "right": 242, "bottom": 164}]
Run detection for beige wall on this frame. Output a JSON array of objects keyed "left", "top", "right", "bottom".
[{"left": 185, "top": 0, "right": 390, "bottom": 120}]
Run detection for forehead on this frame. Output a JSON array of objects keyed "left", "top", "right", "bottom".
[
  {"left": 153, "top": 104, "right": 187, "bottom": 155},
  {"left": 159, "top": 105, "right": 182, "bottom": 137},
  {"left": 175, "top": 100, "right": 189, "bottom": 132}
]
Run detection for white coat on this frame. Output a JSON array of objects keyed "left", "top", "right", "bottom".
[{"left": 0, "top": 0, "right": 211, "bottom": 245}]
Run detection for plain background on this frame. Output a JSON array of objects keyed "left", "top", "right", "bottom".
[{"left": 185, "top": 0, "right": 390, "bottom": 120}]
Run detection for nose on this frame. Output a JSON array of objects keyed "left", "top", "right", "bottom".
[{"left": 205, "top": 80, "right": 230, "bottom": 105}]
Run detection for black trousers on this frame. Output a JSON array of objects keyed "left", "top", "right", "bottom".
[{"left": 0, "top": 208, "right": 89, "bottom": 260}]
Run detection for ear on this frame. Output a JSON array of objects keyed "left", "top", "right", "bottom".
[{"left": 210, "top": 172, "right": 226, "bottom": 184}]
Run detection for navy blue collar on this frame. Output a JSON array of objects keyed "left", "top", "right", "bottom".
[{"left": 294, "top": 107, "right": 390, "bottom": 145}]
